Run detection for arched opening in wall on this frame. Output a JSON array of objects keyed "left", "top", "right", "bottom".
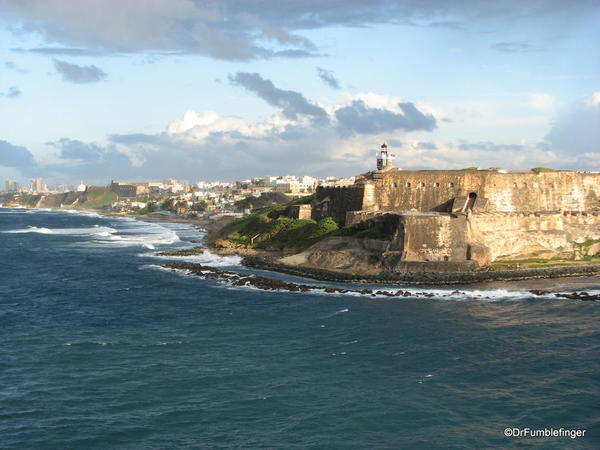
[
  {"left": 420, "top": 182, "right": 426, "bottom": 188},
  {"left": 433, "top": 182, "right": 440, "bottom": 187},
  {"left": 465, "top": 192, "right": 477, "bottom": 211},
  {"left": 449, "top": 182, "right": 455, "bottom": 188},
  {"left": 391, "top": 182, "right": 397, "bottom": 188},
  {"left": 406, "top": 182, "right": 411, "bottom": 188}
]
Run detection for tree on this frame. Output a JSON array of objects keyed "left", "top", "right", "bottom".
[
  {"left": 160, "top": 198, "right": 177, "bottom": 212},
  {"left": 191, "top": 200, "right": 208, "bottom": 212}
]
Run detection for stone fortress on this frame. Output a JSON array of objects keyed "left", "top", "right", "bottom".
[{"left": 297, "top": 144, "right": 600, "bottom": 268}]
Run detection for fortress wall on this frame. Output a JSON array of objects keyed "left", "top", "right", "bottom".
[
  {"left": 470, "top": 213, "right": 600, "bottom": 260},
  {"left": 313, "top": 186, "right": 365, "bottom": 224},
  {"left": 372, "top": 170, "right": 600, "bottom": 212},
  {"left": 392, "top": 214, "right": 469, "bottom": 262}
]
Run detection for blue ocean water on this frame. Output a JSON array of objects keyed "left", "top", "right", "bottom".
[{"left": 1, "top": 208, "right": 599, "bottom": 449}]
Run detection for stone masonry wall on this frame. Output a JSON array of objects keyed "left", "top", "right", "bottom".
[
  {"left": 370, "top": 170, "right": 600, "bottom": 213},
  {"left": 390, "top": 214, "right": 470, "bottom": 262},
  {"left": 469, "top": 211, "right": 600, "bottom": 260},
  {"left": 313, "top": 186, "right": 365, "bottom": 224}
]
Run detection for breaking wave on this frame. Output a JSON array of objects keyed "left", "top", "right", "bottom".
[
  {"left": 144, "top": 250, "right": 242, "bottom": 267},
  {"left": 3, "top": 225, "right": 117, "bottom": 236}
]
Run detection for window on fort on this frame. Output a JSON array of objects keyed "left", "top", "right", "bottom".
[
  {"left": 406, "top": 182, "right": 411, "bottom": 188},
  {"left": 433, "top": 182, "right": 440, "bottom": 187},
  {"left": 513, "top": 182, "right": 518, "bottom": 187},
  {"left": 391, "top": 182, "right": 397, "bottom": 188},
  {"left": 420, "top": 182, "right": 425, "bottom": 188},
  {"left": 449, "top": 182, "right": 454, "bottom": 187}
]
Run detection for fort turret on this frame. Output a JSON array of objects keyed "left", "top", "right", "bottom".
[{"left": 376, "top": 143, "right": 395, "bottom": 171}]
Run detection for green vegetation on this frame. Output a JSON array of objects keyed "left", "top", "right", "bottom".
[
  {"left": 215, "top": 195, "right": 401, "bottom": 251},
  {"left": 338, "top": 216, "right": 395, "bottom": 240},
  {"left": 531, "top": 167, "right": 557, "bottom": 174},
  {"left": 573, "top": 237, "right": 600, "bottom": 259},
  {"left": 234, "top": 192, "right": 290, "bottom": 211},
  {"left": 191, "top": 200, "right": 208, "bottom": 212},
  {"left": 216, "top": 197, "right": 335, "bottom": 250},
  {"left": 81, "top": 188, "right": 117, "bottom": 209},
  {"left": 458, "top": 167, "right": 479, "bottom": 171},
  {"left": 15, "top": 193, "right": 41, "bottom": 207},
  {"left": 160, "top": 198, "right": 177, "bottom": 212}
]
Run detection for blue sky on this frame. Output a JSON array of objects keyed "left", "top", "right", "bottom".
[{"left": 1, "top": 0, "right": 599, "bottom": 184}]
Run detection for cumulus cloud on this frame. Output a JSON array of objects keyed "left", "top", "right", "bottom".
[
  {"left": 47, "top": 138, "right": 110, "bottom": 161},
  {"left": 229, "top": 72, "right": 329, "bottom": 123},
  {"left": 335, "top": 100, "right": 436, "bottom": 135},
  {"left": 2, "top": 0, "right": 594, "bottom": 60},
  {"left": 0, "top": 140, "right": 35, "bottom": 169},
  {"left": 543, "top": 91, "right": 600, "bottom": 157},
  {"left": 316, "top": 67, "right": 340, "bottom": 89},
  {"left": 53, "top": 59, "right": 107, "bottom": 83},
  {"left": 9, "top": 90, "right": 599, "bottom": 183}
]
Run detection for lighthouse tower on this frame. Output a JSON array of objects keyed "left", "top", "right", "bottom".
[{"left": 376, "top": 143, "right": 395, "bottom": 171}]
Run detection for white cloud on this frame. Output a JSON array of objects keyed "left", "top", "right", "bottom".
[
  {"left": 585, "top": 91, "right": 600, "bottom": 106},
  {"left": 528, "top": 93, "right": 555, "bottom": 109}
]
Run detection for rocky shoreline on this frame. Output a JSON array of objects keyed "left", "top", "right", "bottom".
[
  {"left": 241, "top": 255, "right": 600, "bottom": 286},
  {"left": 162, "top": 262, "right": 598, "bottom": 301},
  {"left": 156, "top": 247, "right": 205, "bottom": 257}
]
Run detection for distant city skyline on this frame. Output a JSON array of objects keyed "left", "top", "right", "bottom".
[{"left": 1, "top": 0, "right": 599, "bottom": 184}]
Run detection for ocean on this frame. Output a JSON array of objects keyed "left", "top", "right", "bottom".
[{"left": 1, "top": 208, "right": 598, "bottom": 449}]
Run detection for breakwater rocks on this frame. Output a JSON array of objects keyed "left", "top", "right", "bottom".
[
  {"left": 156, "top": 247, "right": 205, "bottom": 257},
  {"left": 163, "top": 262, "right": 460, "bottom": 298},
  {"left": 530, "top": 290, "right": 599, "bottom": 301},
  {"left": 241, "top": 256, "right": 600, "bottom": 286},
  {"left": 162, "top": 262, "right": 597, "bottom": 301}
]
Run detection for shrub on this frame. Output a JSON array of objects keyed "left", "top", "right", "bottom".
[{"left": 531, "top": 167, "right": 556, "bottom": 174}]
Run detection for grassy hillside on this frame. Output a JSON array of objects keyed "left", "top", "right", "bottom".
[
  {"left": 80, "top": 187, "right": 117, "bottom": 209},
  {"left": 215, "top": 196, "right": 340, "bottom": 250}
]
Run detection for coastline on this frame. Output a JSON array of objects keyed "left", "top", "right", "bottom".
[
  {"left": 241, "top": 255, "right": 600, "bottom": 286},
  {"left": 5, "top": 205, "right": 600, "bottom": 288}
]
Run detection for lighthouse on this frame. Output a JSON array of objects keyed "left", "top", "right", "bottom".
[{"left": 376, "top": 143, "right": 395, "bottom": 171}]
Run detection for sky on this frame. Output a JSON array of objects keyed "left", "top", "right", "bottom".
[{"left": 0, "top": 0, "right": 599, "bottom": 185}]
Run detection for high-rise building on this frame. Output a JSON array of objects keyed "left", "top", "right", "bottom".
[
  {"left": 4, "top": 180, "right": 19, "bottom": 192},
  {"left": 30, "top": 178, "right": 44, "bottom": 193}
]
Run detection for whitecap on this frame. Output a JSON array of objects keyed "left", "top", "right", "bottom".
[
  {"left": 3, "top": 226, "right": 54, "bottom": 234},
  {"left": 145, "top": 249, "right": 242, "bottom": 267}
]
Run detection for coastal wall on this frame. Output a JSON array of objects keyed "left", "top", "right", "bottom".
[
  {"left": 342, "top": 209, "right": 600, "bottom": 266},
  {"left": 470, "top": 211, "right": 600, "bottom": 260},
  {"left": 369, "top": 170, "right": 600, "bottom": 213},
  {"left": 389, "top": 214, "right": 471, "bottom": 262}
]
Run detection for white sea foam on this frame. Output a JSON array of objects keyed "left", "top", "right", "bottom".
[
  {"left": 3, "top": 225, "right": 118, "bottom": 236},
  {"left": 144, "top": 249, "right": 242, "bottom": 267},
  {"left": 323, "top": 308, "right": 349, "bottom": 318},
  {"left": 4, "top": 226, "right": 55, "bottom": 234}
]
